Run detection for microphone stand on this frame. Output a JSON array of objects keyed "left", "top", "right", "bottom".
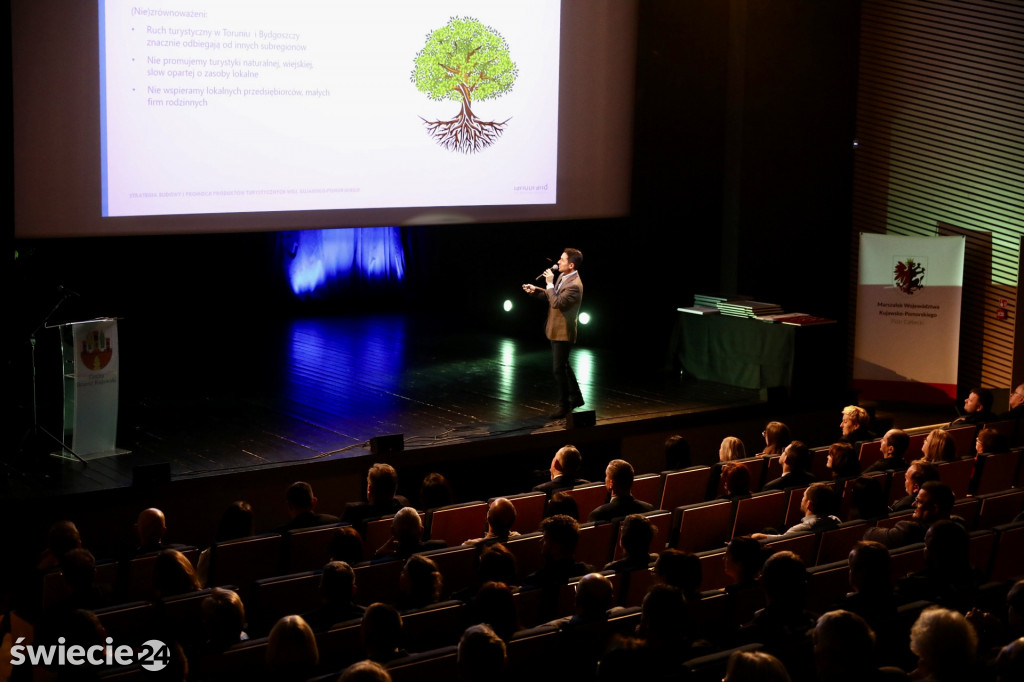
[{"left": 19, "top": 290, "right": 88, "bottom": 465}]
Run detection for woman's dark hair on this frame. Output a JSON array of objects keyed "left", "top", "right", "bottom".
[{"left": 216, "top": 500, "right": 254, "bottom": 542}]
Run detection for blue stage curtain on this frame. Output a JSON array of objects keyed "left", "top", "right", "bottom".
[{"left": 280, "top": 226, "right": 406, "bottom": 297}]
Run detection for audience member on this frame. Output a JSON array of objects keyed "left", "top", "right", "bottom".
[
  {"left": 654, "top": 549, "right": 703, "bottom": 603},
  {"left": 1001, "top": 383, "right": 1024, "bottom": 419},
  {"left": 397, "top": 554, "right": 443, "bottom": 610},
  {"left": 847, "top": 476, "right": 889, "bottom": 522},
  {"left": 360, "top": 602, "right": 407, "bottom": 664},
  {"left": 752, "top": 482, "right": 840, "bottom": 541},
  {"left": 840, "top": 405, "right": 874, "bottom": 444},
  {"left": 37, "top": 520, "right": 82, "bottom": 572},
  {"left": 418, "top": 472, "right": 454, "bottom": 511},
  {"left": 524, "top": 515, "right": 590, "bottom": 587},
  {"left": 604, "top": 514, "right": 657, "bottom": 573},
  {"left": 342, "top": 463, "right": 411, "bottom": 535},
  {"left": 463, "top": 497, "right": 519, "bottom": 548},
  {"left": 199, "top": 587, "right": 248, "bottom": 654},
  {"left": 864, "top": 429, "right": 911, "bottom": 473},
  {"left": 724, "top": 536, "right": 764, "bottom": 593},
  {"left": 557, "top": 572, "right": 614, "bottom": 627},
  {"left": 373, "top": 506, "right": 445, "bottom": 560},
  {"left": 762, "top": 441, "right": 816, "bottom": 491},
  {"left": 278, "top": 481, "right": 340, "bottom": 531},
  {"left": 339, "top": 660, "right": 392, "bottom": 682},
  {"left": 723, "top": 650, "right": 792, "bottom": 682},
  {"left": 827, "top": 441, "right": 861, "bottom": 480},
  {"left": 738, "top": 551, "right": 815, "bottom": 681},
  {"left": 544, "top": 490, "right": 579, "bottom": 520},
  {"left": 53, "top": 548, "right": 108, "bottom": 612},
  {"left": 812, "top": 609, "right": 906, "bottom": 682},
  {"left": 328, "top": 525, "right": 366, "bottom": 566},
  {"left": 864, "top": 481, "right": 955, "bottom": 549},
  {"left": 523, "top": 514, "right": 591, "bottom": 620},
  {"left": 457, "top": 623, "right": 507, "bottom": 682},
  {"left": 719, "top": 436, "right": 747, "bottom": 462},
  {"left": 588, "top": 459, "right": 654, "bottom": 522},
  {"left": 996, "top": 637, "right": 1024, "bottom": 682},
  {"left": 33, "top": 608, "right": 108, "bottom": 678},
  {"left": 636, "top": 584, "right": 705, "bottom": 677},
  {"left": 266, "top": 614, "right": 319, "bottom": 682},
  {"left": 664, "top": 434, "right": 692, "bottom": 469},
  {"left": 950, "top": 387, "right": 996, "bottom": 427},
  {"left": 197, "top": 500, "right": 254, "bottom": 586},
  {"left": 759, "top": 421, "right": 793, "bottom": 456},
  {"left": 533, "top": 444, "right": 588, "bottom": 496},
  {"left": 153, "top": 548, "right": 201, "bottom": 598},
  {"left": 469, "top": 581, "right": 519, "bottom": 642},
  {"left": 707, "top": 438, "right": 748, "bottom": 498},
  {"left": 975, "top": 426, "right": 1009, "bottom": 456},
  {"left": 476, "top": 543, "right": 518, "bottom": 587},
  {"left": 834, "top": 541, "right": 901, "bottom": 667},
  {"left": 909, "top": 606, "right": 979, "bottom": 681},
  {"left": 302, "top": 560, "right": 365, "bottom": 630},
  {"left": 897, "top": 519, "right": 982, "bottom": 612},
  {"left": 717, "top": 462, "right": 753, "bottom": 500},
  {"left": 134, "top": 507, "right": 170, "bottom": 554},
  {"left": 890, "top": 459, "right": 940, "bottom": 512},
  {"left": 920, "top": 429, "right": 957, "bottom": 463},
  {"left": 597, "top": 638, "right": 658, "bottom": 681}
]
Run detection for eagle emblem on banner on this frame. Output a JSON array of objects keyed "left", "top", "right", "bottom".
[{"left": 893, "top": 258, "right": 925, "bottom": 295}]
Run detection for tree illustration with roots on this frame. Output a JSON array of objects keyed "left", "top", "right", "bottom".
[{"left": 412, "top": 17, "right": 517, "bottom": 154}]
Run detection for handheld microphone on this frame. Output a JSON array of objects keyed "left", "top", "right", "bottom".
[{"left": 534, "top": 262, "right": 559, "bottom": 281}]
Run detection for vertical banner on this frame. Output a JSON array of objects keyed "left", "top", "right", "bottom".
[
  {"left": 854, "top": 234, "right": 965, "bottom": 402},
  {"left": 66, "top": 318, "right": 122, "bottom": 458}
]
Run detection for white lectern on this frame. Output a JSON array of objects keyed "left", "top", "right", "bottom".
[{"left": 52, "top": 318, "right": 131, "bottom": 460}]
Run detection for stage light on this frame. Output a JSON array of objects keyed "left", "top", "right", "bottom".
[
  {"left": 503, "top": 300, "right": 513, "bottom": 312},
  {"left": 579, "top": 312, "right": 591, "bottom": 325}
]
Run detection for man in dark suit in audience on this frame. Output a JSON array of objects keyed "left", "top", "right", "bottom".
[
  {"left": 864, "top": 429, "right": 911, "bottom": 473},
  {"left": 863, "top": 481, "right": 955, "bottom": 549},
  {"left": 302, "top": 561, "right": 366, "bottom": 630},
  {"left": 533, "top": 444, "right": 589, "bottom": 496},
  {"left": 523, "top": 514, "right": 592, "bottom": 590},
  {"left": 463, "top": 497, "right": 520, "bottom": 548},
  {"left": 134, "top": 508, "right": 170, "bottom": 554},
  {"left": 950, "top": 387, "right": 997, "bottom": 427},
  {"left": 890, "top": 459, "right": 940, "bottom": 512},
  {"left": 341, "top": 463, "right": 411, "bottom": 534},
  {"left": 588, "top": 459, "right": 654, "bottom": 522},
  {"left": 1001, "top": 383, "right": 1024, "bottom": 419},
  {"left": 762, "top": 441, "right": 816, "bottom": 491},
  {"left": 277, "top": 481, "right": 340, "bottom": 531}
]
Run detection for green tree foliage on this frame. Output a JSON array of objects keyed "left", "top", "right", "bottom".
[{"left": 412, "top": 16, "right": 517, "bottom": 106}]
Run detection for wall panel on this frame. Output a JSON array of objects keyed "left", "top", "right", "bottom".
[{"left": 853, "top": 0, "right": 1024, "bottom": 391}]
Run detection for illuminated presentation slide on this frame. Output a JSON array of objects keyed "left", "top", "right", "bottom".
[{"left": 100, "top": 1, "right": 560, "bottom": 217}]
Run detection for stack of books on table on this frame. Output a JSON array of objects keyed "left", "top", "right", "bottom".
[
  {"left": 679, "top": 293, "right": 753, "bottom": 315},
  {"left": 716, "top": 300, "right": 784, "bottom": 318},
  {"left": 694, "top": 293, "right": 751, "bottom": 308}
]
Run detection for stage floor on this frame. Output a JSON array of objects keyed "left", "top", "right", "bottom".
[{"left": 10, "top": 313, "right": 763, "bottom": 497}]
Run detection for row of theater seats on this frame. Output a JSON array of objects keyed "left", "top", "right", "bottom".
[
  {"left": 42, "top": 446, "right": 1024, "bottom": 622},
  {"left": 92, "top": 575, "right": 771, "bottom": 682}
]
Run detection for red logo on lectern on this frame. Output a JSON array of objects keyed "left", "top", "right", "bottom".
[{"left": 81, "top": 330, "right": 113, "bottom": 371}]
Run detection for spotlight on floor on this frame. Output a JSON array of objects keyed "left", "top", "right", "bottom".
[
  {"left": 503, "top": 300, "right": 513, "bottom": 312},
  {"left": 579, "top": 312, "right": 591, "bottom": 325}
]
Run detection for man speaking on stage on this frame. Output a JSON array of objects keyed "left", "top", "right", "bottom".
[{"left": 522, "top": 248, "right": 585, "bottom": 419}]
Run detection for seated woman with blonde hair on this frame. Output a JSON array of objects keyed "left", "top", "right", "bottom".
[{"left": 921, "top": 428, "right": 957, "bottom": 462}]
